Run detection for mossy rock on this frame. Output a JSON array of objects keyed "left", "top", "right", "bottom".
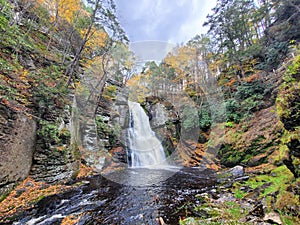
[{"left": 276, "top": 53, "right": 300, "bottom": 131}]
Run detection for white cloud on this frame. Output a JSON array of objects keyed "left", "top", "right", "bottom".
[
  {"left": 115, "top": 0, "right": 217, "bottom": 44},
  {"left": 169, "top": 0, "right": 216, "bottom": 43}
]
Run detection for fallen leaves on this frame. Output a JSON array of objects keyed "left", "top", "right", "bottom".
[{"left": 0, "top": 177, "right": 72, "bottom": 222}]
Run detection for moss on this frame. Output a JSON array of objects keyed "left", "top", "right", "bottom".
[
  {"left": 281, "top": 215, "right": 300, "bottom": 225},
  {"left": 275, "top": 144, "right": 289, "bottom": 164},
  {"left": 102, "top": 85, "right": 117, "bottom": 101},
  {"left": 180, "top": 200, "right": 250, "bottom": 225},
  {"left": 225, "top": 121, "right": 235, "bottom": 128},
  {"left": 233, "top": 166, "right": 295, "bottom": 206},
  {"left": 218, "top": 144, "right": 244, "bottom": 167},
  {"left": 276, "top": 52, "right": 300, "bottom": 132},
  {"left": 249, "top": 166, "right": 293, "bottom": 196},
  {"left": 37, "top": 120, "right": 60, "bottom": 144},
  {"left": 232, "top": 166, "right": 299, "bottom": 222}
]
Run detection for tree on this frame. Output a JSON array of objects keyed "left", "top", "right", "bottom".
[
  {"left": 108, "top": 43, "right": 135, "bottom": 84},
  {"left": 204, "top": 0, "right": 257, "bottom": 79},
  {"left": 65, "top": 0, "right": 128, "bottom": 85}
]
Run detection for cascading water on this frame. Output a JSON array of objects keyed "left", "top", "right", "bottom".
[{"left": 127, "top": 101, "right": 167, "bottom": 167}]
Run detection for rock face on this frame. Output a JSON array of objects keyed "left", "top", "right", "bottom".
[
  {"left": 149, "top": 103, "right": 168, "bottom": 128},
  {"left": 0, "top": 105, "right": 36, "bottom": 195},
  {"left": 144, "top": 97, "right": 179, "bottom": 157},
  {"left": 29, "top": 105, "right": 79, "bottom": 183}
]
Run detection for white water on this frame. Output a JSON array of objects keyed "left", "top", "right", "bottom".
[{"left": 127, "top": 101, "right": 167, "bottom": 167}]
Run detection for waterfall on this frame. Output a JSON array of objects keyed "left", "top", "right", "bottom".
[{"left": 127, "top": 101, "right": 167, "bottom": 167}]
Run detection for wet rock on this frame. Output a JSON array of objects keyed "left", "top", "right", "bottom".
[
  {"left": 263, "top": 212, "right": 282, "bottom": 224},
  {"left": 235, "top": 175, "right": 250, "bottom": 181},
  {"left": 227, "top": 165, "right": 245, "bottom": 177},
  {"left": 110, "top": 146, "right": 127, "bottom": 163},
  {"left": 15, "top": 188, "right": 26, "bottom": 197},
  {"left": 217, "top": 166, "right": 245, "bottom": 185},
  {"left": 215, "top": 193, "right": 236, "bottom": 204}
]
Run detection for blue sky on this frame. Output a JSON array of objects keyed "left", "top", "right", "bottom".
[{"left": 115, "top": 0, "right": 217, "bottom": 44}]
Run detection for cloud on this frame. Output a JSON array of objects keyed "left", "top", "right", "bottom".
[
  {"left": 115, "top": 0, "right": 216, "bottom": 59},
  {"left": 130, "top": 41, "right": 176, "bottom": 62}
]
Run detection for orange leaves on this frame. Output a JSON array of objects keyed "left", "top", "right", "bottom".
[
  {"left": 77, "top": 163, "right": 94, "bottom": 178},
  {"left": 224, "top": 78, "right": 238, "bottom": 87},
  {"left": 242, "top": 73, "right": 259, "bottom": 83},
  {"left": 0, "top": 177, "right": 72, "bottom": 221},
  {"left": 1, "top": 98, "right": 10, "bottom": 106},
  {"left": 61, "top": 215, "right": 81, "bottom": 225}
]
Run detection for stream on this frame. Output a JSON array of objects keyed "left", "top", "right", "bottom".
[{"left": 14, "top": 167, "right": 216, "bottom": 225}]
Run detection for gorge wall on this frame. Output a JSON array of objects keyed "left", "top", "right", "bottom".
[{"left": 0, "top": 105, "right": 36, "bottom": 195}]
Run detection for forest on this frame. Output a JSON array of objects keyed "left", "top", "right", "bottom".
[{"left": 0, "top": 0, "right": 299, "bottom": 224}]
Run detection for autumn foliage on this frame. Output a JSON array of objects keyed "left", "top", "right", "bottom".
[{"left": 0, "top": 177, "right": 72, "bottom": 222}]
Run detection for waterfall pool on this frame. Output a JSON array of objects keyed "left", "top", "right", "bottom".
[{"left": 13, "top": 167, "right": 216, "bottom": 225}]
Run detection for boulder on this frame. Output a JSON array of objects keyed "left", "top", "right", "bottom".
[
  {"left": 227, "top": 165, "right": 245, "bottom": 177},
  {"left": 263, "top": 212, "right": 282, "bottom": 225}
]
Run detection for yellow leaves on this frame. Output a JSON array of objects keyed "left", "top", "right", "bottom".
[
  {"left": 165, "top": 45, "right": 197, "bottom": 80},
  {"left": 58, "top": 0, "right": 81, "bottom": 23},
  {"left": 85, "top": 28, "right": 108, "bottom": 48},
  {"left": 80, "top": 28, "right": 109, "bottom": 57},
  {"left": 36, "top": 0, "right": 81, "bottom": 23},
  {"left": 124, "top": 58, "right": 134, "bottom": 69},
  {"left": 127, "top": 74, "right": 141, "bottom": 87},
  {"left": 20, "top": 69, "right": 28, "bottom": 81},
  {"left": 127, "top": 75, "right": 149, "bottom": 102}
]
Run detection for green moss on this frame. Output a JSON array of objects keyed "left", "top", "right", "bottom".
[
  {"left": 225, "top": 121, "right": 234, "bottom": 128},
  {"left": 38, "top": 120, "right": 60, "bottom": 144},
  {"left": 102, "top": 85, "right": 117, "bottom": 101},
  {"left": 252, "top": 166, "right": 293, "bottom": 195},
  {"left": 180, "top": 200, "right": 250, "bottom": 225},
  {"left": 95, "top": 116, "right": 111, "bottom": 134},
  {"left": 276, "top": 51, "right": 300, "bottom": 132},
  {"left": 284, "top": 53, "right": 300, "bottom": 83},
  {"left": 234, "top": 189, "right": 246, "bottom": 199},
  {"left": 281, "top": 216, "right": 299, "bottom": 225},
  {"left": 273, "top": 144, "right": 289, "bottom": 165}
]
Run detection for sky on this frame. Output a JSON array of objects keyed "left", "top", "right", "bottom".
[
  {"left": 114, "top": 0, "right": 217, "bottom": 62},
  {"left": 115, "top": 0, "right": 217, "bottom": 44}
]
